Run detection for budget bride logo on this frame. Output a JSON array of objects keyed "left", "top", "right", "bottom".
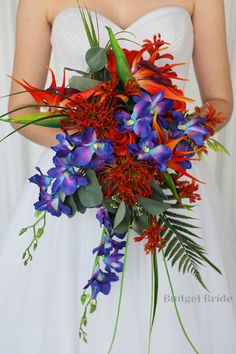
[{"left": 163, "top": 293, "right": 233, "bottom": 304}]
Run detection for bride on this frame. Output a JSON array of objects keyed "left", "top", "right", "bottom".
[{"left": 0, "top": 0, "right": 235, "bottom": 353}]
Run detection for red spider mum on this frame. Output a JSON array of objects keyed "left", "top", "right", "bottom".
[
  {"left": 61, "top": 96, "right": 119, "bottom": 140},
  {"left": 134, "top": 216, "right": 166, "bottom": 255},
  {"left": 98, "top": 156, "right": 157, "bottom": 205}
]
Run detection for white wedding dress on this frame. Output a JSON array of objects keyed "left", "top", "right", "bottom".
[{"left": 0, "top": 6, "right": 236, "bottom": 354}]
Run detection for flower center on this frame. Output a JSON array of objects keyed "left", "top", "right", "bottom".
[
  {"left": 126, "top": 119, "right": 134, "bottom": 126},
  {"left": 178, "top": 124, "right": 187, "bottom": 131}
]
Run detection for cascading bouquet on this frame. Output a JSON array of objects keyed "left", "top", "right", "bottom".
[{"left": 0, "top": 5, "right": 229, "bottom": 354}]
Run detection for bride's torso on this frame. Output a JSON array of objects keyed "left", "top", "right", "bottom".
[{"left": 49, "top": 1, "right": 194, "bottom": 91}]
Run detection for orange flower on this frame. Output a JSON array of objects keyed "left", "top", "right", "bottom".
[{"left": 134, "top": 216, "right": 166, "bottom": 255}]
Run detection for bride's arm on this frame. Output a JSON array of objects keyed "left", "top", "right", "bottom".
[
  {"left": 8, "top": 0, "right": 64, "bottom": 147},
  {"left": 192, "top": 0, "right": 233, "bottom": 130}
]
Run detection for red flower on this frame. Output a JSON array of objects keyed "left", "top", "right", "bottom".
[
  {"left": 98, "top": 156, "right": 157, "bottom": 205},
  {"left": 109, "top": 131, "right": 136, "bottom": 157},
  {"left": 134, "top": 216, "right": 166, "bottom": 255},
  {"left": 61, "top": 96, "right": 119, "bottom": 140},
  {"left": 174, "top": 176, "right": 201, "bottom": 203}
]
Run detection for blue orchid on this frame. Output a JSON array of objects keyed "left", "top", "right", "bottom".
[
  {"left": 29, "top": 167, "right": 52, "bottom": 191},
  {"left": 96, "top": 208, "right": 112, "bottom": 231},
  {"left": 172, "top": 111, "right": 210, "bottom": 146},
  {"left": 34, "top": 190, "right": 71, "bottom": 217},
  {"left": 129, "top": 131, "right": 172, "bottom": 171},
  {"left": 103, "top": 252, "right": 124, "bottom": 273},
  {"left": 51, "top": 131, "right": 82, "bottom": 158},
  {"left": 175, "top": 140, "right": 195, "bottom": 170},
  {"left": 72, "top": 127, "right": 114, "bottom": 167},
  {"left": 47, "top": 154, "right": 88, "bottom": 196},
  {"left": 83, "top": 267, "right": 119, "bottom": 300}
]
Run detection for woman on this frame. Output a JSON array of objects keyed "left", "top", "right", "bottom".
[{"left": 0, "top": 0, "right": 235, "bottom": 353}]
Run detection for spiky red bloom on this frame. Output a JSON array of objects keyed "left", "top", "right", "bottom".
[
  {"left": 98, "top": 157, "right": 158, "bottom": 205},
  {"left": 174, "top": 176, "right": 201, "bottom": 203},
  {"left": 134, "top": 216, "right": 166, "bottom": 255},
  {"left": 61, "top": 96, "right": 119, "bottom": 140}
]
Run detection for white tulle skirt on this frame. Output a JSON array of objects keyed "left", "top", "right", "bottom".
[{"left": 0, "top": 147, "right": 235, "bottom": 354}]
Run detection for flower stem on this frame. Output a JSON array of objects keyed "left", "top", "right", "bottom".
[
  {"left": 107, "top": 224, "right": 131, "bottom": 354},
  {"left": 148, "top": 254, "right": 154, "bottom": 354},
  {"left": 161, "top": 250, "right": 199, "bottom": 354}
]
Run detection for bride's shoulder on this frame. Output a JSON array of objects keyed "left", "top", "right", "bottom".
[{"left": 45, "top": 0, "right": 76, "bottom": 26}]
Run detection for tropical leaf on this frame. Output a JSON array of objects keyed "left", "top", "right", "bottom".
[
  {"left": 136, "top": 197, "right": 170, "bottom": 216},
  {"left": 207, "top": 138, "right": 230, "bottom": 155},
  {"left": 158, "top": 208, "right": 222, "bottom": 291},
  {"left": 1, "top": 111, "right": 66, "bottom": 128}
]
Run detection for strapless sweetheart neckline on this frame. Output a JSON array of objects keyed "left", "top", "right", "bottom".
[{"left": 52, "top": 5, "right": 192, "bottom": 32}]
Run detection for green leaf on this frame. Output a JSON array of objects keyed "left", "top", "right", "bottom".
[
  {"left": 78, "top": 170, "right": 103, "bottom": 208},
  {"left": 114, "top": 206, "right": 131, "bottom": 234},
  {"left": 34, "top": 210, "right": 43, "bottom": 218},
  {"left": 69, "top": 76, "right": 101, "bottom": 91},
  {"left": 1, "top": 112, "right": 67, "bottom": 128},
  {"left": 133, "top": 213, "right": 150, "bottom": 233},
  {"left": 73, "top": 190, "right": 86, "bottom": 214},
  {"left": 151, "top": 180, "right": 166, "bottom": 198},
  {"left": 163, "top": 172, "right": 181, "bottom": 202},
  {"left": 85, "top": 47, "right": 107, "bottom": 72},
  {"left": 207, "top": 138, "right": 230, "bottom": 155},
  {"left": 102, "top": 198, "right": 118, "bottom": 213},
  {"left": 64, "top": 195, "right": 77, "bottom": 218},
  {"left": 113, "top": 200, "right": 126, "bottom": 229},
  {"left": 136, "top": 197, "right": 170, "bottom": 216}
]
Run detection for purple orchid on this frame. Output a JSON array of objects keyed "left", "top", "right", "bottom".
[
  {"left": 71, "top": 127, "right": 114, "bottom": 168},
  {"left": 47, "top": 154, "right": 88, "bottom": 196},
  {"left": 175, "top": 140, "right": 195, "bottom": 170},
  {"left": 115, "top": 90, "right": 173, "bottom": 138},
  {"left": 129, "top": 131, "right": 172, "bottom": 171},
  {"left": 172, "top": 111, "right": 210, "bottom": 146},
  {"left": 96, "top": 208, "right": 112, "bottom": 231},
  {"left": 51, "top": 131, "right": 82, "bottom": 158},
  {"left": 33, "top": 190, "right": 72, "bottom": 217},
  {"left": 103, "top": 252, "right": 124, "bottom": 273},
  {"left": 29, "top": 167, "right": 52, "bottom": 191},
  {"left": 83, "top": 267, "right": 119, "bottom": 300}
]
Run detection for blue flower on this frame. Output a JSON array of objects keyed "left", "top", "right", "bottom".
[
  {"left": 29, "top": 167, "right": 52, "bottom": 191},
  {"left": 96, "top": 208, "right": 112, "bottom": 231},
  {"left": 34, "top": 190, "right": 72, "bottom": 217},
  {"left": 129, "top": 131, "right": 172, "bottom": 171},
  {"left": 172, "top": 111, "right": 210, "bottom": 146},
  {"left": 103, "top": 252, "right": 124, "bottom": 273},
  {"left": 47, "top": 154, "right": 88, "bottom": 196},
  {"left": 71, "top": 127, "right": 114, "bottom": 167},
  {"left": 83, "top": 267, "right": 119, "bottom": 300}
]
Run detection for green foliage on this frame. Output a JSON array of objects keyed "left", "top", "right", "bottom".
[
  {"left": 69, "top": 76, "right": 101, "bottom": 91},
  {"left": 78, "top": 170, "right": 103, "bottom": 208},
  {"left": 136, "top": 197, "right": 170, "bottom": 216},
  {"left": 207, "top": 138, "right": 230, "bottom": 155},
  {"left": 85, "top": 47, "right": 107, "bottom": 72},
  {"left": 158, "top": 204, "right": 222, "bottom": 290}
]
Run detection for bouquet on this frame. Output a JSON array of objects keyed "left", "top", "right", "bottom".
[{"left": 0, "top": 4, "right": 229, "bottom": 353}]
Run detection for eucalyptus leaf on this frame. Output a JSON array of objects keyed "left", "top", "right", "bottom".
[
  {"left": 136, "top": 197, "right": 170, "bottom": 216},
  {"left": 102, "top": 198, "right": 118, "bottom": 213},
  {"left": 73, "top": 190, "right": 86, "bottom": 214},
  {"left": 78, "top": 170, "right": 103, "bottom": 208},
  {"left": 85, "top": 47, "right": 107, "bottom": 72},
  {"left": 114, "top": 206, "right": 131, "bottom": 234},
  {"left": 113, "top": 200, "right": 126, "bottom": 229},
  {"left": 69, "top": 76, "right": 101, "bottom": 91},
  {"left": 64, "top": 195, "right": 77, "bottom": 218},
  {"left": 133, "top": 213, "right": 150, "bottom": 233}
]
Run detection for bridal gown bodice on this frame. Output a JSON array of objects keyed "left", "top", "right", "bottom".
[
  {"left": 50, "top": 6, "right": 193, "bottom": 88},
  {"left": 0, "top": 6, "right": 236, "bottom": 354}
]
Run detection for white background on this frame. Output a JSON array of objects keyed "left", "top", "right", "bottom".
[{"left": 0, "top": 0, "right": 235, "bottom": 237}]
